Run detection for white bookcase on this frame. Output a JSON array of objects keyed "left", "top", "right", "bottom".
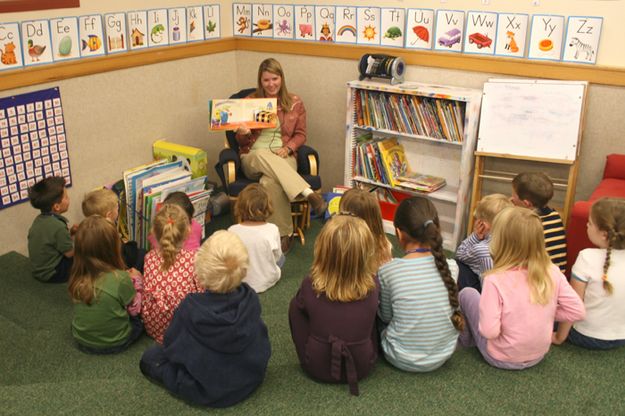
[{"left": 344, "top": 80, "right": 483, "bottom": 251}]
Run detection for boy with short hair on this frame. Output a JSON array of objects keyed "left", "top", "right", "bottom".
[
  {"left": 139, "top": 230, "right": 271, "bottom": 408},
  {"left": 456, "top": 193, "right": 513, "bottom": 290},
  {"left": 511, "top": 172, "right": 567, "bottom": 273},
  {"left": 27, "top": 176, "right": 74, "bottom": 283}
]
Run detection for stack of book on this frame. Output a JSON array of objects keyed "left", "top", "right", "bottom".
[
  {"left": 396, "top": 173, "right": 447, "bottom": 193},
  {"left": 122, "top": 159, "right": 212, "bottom": 249},
  {"left": 353, "top": 134, "right": 409, "bottom": 187}
]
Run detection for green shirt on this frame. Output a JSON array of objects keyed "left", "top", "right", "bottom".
[
  {"left": 27, "top": 213, "right": 73, "bottom": 282},
  {"left": 71, "top": 270, "right": 136, "bottom": 349},
  {"left": 251, "top": 119, "right": 282, "bottom": 151}
]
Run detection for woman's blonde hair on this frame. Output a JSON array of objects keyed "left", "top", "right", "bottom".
[
  {"left": 488, "top": 206, "right": 553, "bottom": 305},
  {"left": 475, "top": 193, "right": 513, "bottom": 224},
  {"left": 255, "top": 57, "right": 293, "bottom": 110},
  {"left": 195, "top": 230, "right": 249, "bottom": 293},
  {"left": 310, "top": 215, "right": 377, "bottom": 302},
  {"left": 590, "top": 198, "right": 625, "bottom": 295},
  {"left": 339, "top": 188, "right": 392, "bottom": 268},
  {"left": 68, "top": 216, "right": 126, "bottom": 305},
  {"left": 152, "top": 204, "right": 189, "bottom": 271},
  {"left": 235, "top": 183, "right": 273, "bottom": 222}
]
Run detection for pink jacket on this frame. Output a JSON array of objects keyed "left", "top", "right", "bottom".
[
  {"left": 235, "top": 94, "right": 306, "bottom": 155},
  {"left": 479, "top": 265, "right": 585, "bottom": 363}
]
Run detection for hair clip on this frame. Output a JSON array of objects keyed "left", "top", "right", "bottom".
[
  {"left": 167, "top": 217, "right": 175, "bottom": 225},
  {"left": 423, "top": 219, "right": 434, "bottom": 228},
  {"left": 336, "top": 211, "right": 357, "bottom": 217}
]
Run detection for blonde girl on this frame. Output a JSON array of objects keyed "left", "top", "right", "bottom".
[
  {"left": 142, "top": 204, "right": 201, "bottom": 344},
  {"left": 147, "top": 191, "right": 202, "bottom": 252},
  {"left": 69, "top": 216, "right": 143, "bottom": 354},
  {"left": 339, "top": 188, "right": 393, "bottom": 269},
  {"left": 459, "top": 206, "right": 585, "bottom": 369},
  {"left": 289, "top": 215, "right": 379, "bottom": 396},
  {"left": 228, "top": 184, "right": 284, "bottom": 293},
  {"left": 378, "top": 197, "right": 463, "bottom": 372},
  {"left": 553, "top": 198, "right": 625, "bottom": 349}
]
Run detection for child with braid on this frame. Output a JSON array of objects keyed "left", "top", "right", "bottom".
[
  {"left": 553, "top": 198, "right": 625, "bottom": 349},
  {"left": 142, "top": 204, "right": 201, "bottom": 344},
  {"left": 378, "top": 197, "right": 464, "bottom": 372},
  {"left": 459, "top": 206, "right": 584, "bottom": 369}
]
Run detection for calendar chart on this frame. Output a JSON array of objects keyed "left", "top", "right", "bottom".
[{"left": 0, "top": 88, "right": 72, "bottom": 210}]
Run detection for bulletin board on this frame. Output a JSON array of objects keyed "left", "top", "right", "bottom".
[{"left": 0, "top": 87, "right": 72, "bottom": 210}]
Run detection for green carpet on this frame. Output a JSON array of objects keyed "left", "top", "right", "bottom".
[{"left": 2, "top": 216, "right": 625, "bottom": 415}]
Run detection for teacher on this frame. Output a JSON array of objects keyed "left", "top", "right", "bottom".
[{"left": 235, "top": 58, "right": 326, "bottom": 252}]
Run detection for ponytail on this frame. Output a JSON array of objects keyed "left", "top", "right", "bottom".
[{"left": 153, "top": 204, "right": 190, "bottom": 271}]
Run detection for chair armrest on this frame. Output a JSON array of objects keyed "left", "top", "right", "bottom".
[
  {"left": 297, "top": 145, "right": 319, "bottom": 176},
  {"left": 603, "top": 154, "right": 625, "bottom": 180},
  {"left": 215, "top": 148, "right": 242, "bottom": 189}
]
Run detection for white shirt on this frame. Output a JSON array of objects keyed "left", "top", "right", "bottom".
[
  {"left": 228, "top": 223, "right": 283, "bottom": 293},
  {"left": 572, "top": 248, "right": 625, "bottom": 340}
]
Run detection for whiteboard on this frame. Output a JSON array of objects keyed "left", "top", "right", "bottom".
[{"left": 477, "top": 79, "right": 586, "bottom": 161}]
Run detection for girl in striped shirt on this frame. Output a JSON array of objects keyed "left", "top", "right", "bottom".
[{"left": 378, "top": 197, "right": 464, "bottom": 372}]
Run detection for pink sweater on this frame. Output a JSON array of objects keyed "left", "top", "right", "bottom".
[{"left": 479, "top": 265, "right": 585, "bottom": 363}]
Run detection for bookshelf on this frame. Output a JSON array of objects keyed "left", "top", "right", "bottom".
[{"left": 344, "top": 80, "right": 483, "bottom": 251}]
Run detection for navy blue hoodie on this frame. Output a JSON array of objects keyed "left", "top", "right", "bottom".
[{"left": 145, "top": 283, "right": 271, "bottom": 407}]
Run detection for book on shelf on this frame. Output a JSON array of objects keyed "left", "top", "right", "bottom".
[
  {"left": 396, "top": 172, "right": 447, "bottom": 193},
  {"left": 376, "top": 138, "right": 409, "bottom": 187}
]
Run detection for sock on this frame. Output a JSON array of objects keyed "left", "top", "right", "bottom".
[{"left": 302, "top": 188, "right": 313, "bottom": 198}]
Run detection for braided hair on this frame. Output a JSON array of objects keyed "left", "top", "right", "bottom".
[
  {"left": 152, "top": 204, "right": 190, "bottom": 271},
  {"left": 590, "top": 198, "right": 625, "bottom": 295},
  {"left": 394, "top": 197, "right": 464, "bottom": 331}
]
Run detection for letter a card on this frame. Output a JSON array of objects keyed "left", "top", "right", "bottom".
[
  {"left": 494, "top": 13, "right": 528, "bottom": 58},
  {"left": 21, "top": 20, "right": 53, "bottom": 66},
  {"left": 357, "top": 7, "right": 381, "bottom": 45},
  {"left": 78, "top": 15, "right": 105, "bottom": 58},
  {"left": 562, "top": 16, "right": 602, "bottom": 64},
  {"left": 335, "top": 6, "right": 357, "bottom": 44},
  {"left": 0, "top": 23, "right": 24, "bottom": 70},
  {"left": 528, "top": 14, "right": 564, "bottom": 61},
  {"left": 405, "top": 9, "right": 434, "bottom": 50},
  {"left": 294, "top": 5, "right": 315, "bottom": 41}
]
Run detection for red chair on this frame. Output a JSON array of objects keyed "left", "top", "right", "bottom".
[{"left": 566, "top": 154, "right": 625, "bottom": 277}]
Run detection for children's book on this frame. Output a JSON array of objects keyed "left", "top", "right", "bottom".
[
  {"left": 209, "top": 98, "right": 277, "bottom": 131},
  {"left": 376, "top": 138, "right": 409, "bottom": 187},
  {"left": 153, "top": 139, "right": 207, "bottom": 179},
  {"left": 396, "top": 172, "right": 446, "bottom": 193}
]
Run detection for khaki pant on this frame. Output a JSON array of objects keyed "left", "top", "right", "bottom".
[{"left": 241, "top": 149, "right": 309, "bottom": 236}]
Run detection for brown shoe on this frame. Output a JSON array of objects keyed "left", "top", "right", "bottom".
[
  {"left": 281, "top": 235, "right": 294, "bottom": 255},
  {"left": 307, "top": 192, "right": 327, "bottom": 217}
]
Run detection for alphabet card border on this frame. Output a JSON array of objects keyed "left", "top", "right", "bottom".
[
  {"left": 434, "top": 10, "right": 465, "bottom": 53},
  {"left": 0, "top": 22, "right": 24, "bottom": 71},
  {"left": 404, "top": 9, "right": 434, "bottom": 50},
  {"left": 528, "top": 14, "right": 565, "bottom": 61},
  {"left": 334, "top": 6, "right": 357, "bottom": 45},
  {"left": 562, "top": 16, "right": 602, "bottom": 65},
  {"left": 21, "top": 19, "right": 53, "bottom": 66},
  {"left": 494, "top": 13, "right": 528, "bottom": 59}
]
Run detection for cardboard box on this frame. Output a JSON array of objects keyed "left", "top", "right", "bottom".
[{"left": 152, "top": 139, "right": 207, "bottom": 179}]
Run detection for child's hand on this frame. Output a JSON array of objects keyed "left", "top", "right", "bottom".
[
  {"left": 69, "top": 224, "right": 79, "bottom": 236},
  {"left": 551, "top": 332, "right": 565, "bottom": 345}
]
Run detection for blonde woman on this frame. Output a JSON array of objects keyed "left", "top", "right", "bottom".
[
  {"left": 142, "top": 204, "right": 201, "bottom": 344},
  {"left": 458, "top": 206, "right": 585, "bottom": 369},
  {"left": 288, "top": 215, "right": 379, "bottom": 396}
]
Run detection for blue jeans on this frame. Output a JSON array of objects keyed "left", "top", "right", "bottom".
[
  {"left": 78, "top": 315, "right": 144, "bottom": 354},
  {"left": 568, "top": 328, "right": 625, "bottom": 350}
]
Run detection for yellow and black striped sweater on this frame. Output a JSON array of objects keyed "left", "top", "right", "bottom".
[{"left": 538, "top": 206, "right": 567, "bottom": 273}]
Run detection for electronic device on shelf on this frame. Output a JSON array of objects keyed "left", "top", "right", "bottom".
[{"left": 358, "top": 54, "right": 405, "bottom": 85}]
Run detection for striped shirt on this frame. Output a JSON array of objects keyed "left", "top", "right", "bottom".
[
  {"left": 455, "top": 233, "right": 493, "bottom": 282},
  {"left": 378, "top": 256, "right": 459, "bottom": 372},
  {"left": 538, "top": 207, "right": 567, "bottom": 273}
]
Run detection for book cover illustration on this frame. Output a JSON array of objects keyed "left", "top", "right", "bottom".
[
  {"left": 273, "top": 5, "right": 294, "bottom": 39},
  {"left": 405, "top": 9, "right": 434, "bottom": 50},
  {"left": 376, "top": 138, "right": 408, "bottom": 187},
  {"left": 0, "top": 23, "right": 24, "bottom": 70},
  {"left": 21, "top": 20, "right": 53, "bottom": 66},
  {"left": 396, "top": 172, "right": 447, "bottom": 193},
  {"left": 50, "top": 17, "right": 80, "bottom": 62},
  {"left": 168, "top": 7, "right": 187, "bottom": 44},
  {"left": 334, "top": 6, "right": 357, "bottom": 44},
  {"left": 78, "top": 15, "right": 105, "bottom": 58},
  {"left": 209, "top": 98, "right": 278, "bottom": 131},
  {"left": 204, "top": 5, "right": 220, "bottom": 39},
  {"left": 127, "top": 11, "right": 148, "bottom": 51},
  {"left": 494, "top": 13, "right": 528, "bottom": 58}
]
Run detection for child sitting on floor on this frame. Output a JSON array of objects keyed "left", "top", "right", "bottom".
[
  {"left": 378, "top": 197, "right": 463, "bottom": 372},
  {"left": 339, "top": 188, "right": 393, "bottom": 270},
  {"left": 511, "top": 172, "right": 567, "bottom": 273},
  {"left": 147, "top": 192, "right": 202, "bottom": 252},
  {"left": 458, "top": 206, "right": 585, "bottom": 369},
  {"left": 69, "top": 215, "right": 143, "bottom": 354},
  {"left": 289, "top": 214, "right": 379, "bottom": 396},
  {"left": 553, "top": 198, "right": 625, "bottom": 349},
  {"left": 228, "top": 184, "right": 283, "bottom": 293},
  {"left": 455, "top": 193, "right": 512, "bottom": 291},
  {"left": 142, "top": 204, "right": 201, "bottom": 344},
  {"left": 27, "top": 176, "right": 74, "bottom": 283},
  {"left": 140, "top": 230, "right": 271, "bottom": 408}
]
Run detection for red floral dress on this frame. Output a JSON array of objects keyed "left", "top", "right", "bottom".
[{"left": 142, "top": 249, "right": 201, "bottom": 343}]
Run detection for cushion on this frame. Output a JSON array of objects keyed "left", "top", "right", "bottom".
[
  {"left": 589, "top": 178, "right": 625, "bottom": 202},
  {"left": 603, "top": 154, "right": 625, "bottom": 180}
]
